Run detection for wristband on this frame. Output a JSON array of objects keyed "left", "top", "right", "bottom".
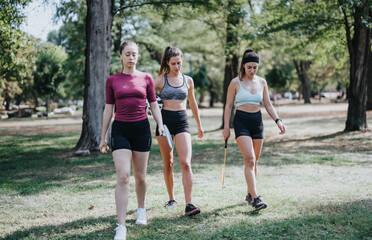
[{"left": 275, "top": 118, "right": 282, "bottom": 123}]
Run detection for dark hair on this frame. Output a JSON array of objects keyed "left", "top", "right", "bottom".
[
  {"left": 239, "top": 49, "right": 259, "bottom": 79},
  {"left": 119, "top": 41, "right": 138, "bottom": 71},
  {"left": 159, "top": 46, "right": 183, "bottom": 76}
]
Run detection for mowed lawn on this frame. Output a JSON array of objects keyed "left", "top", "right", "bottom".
[{"left": 1, "top": 103, "right": 371, "bottom": 240}]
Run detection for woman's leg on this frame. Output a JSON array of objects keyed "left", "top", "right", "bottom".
[
  {"left": 247, "top": 139, "right": 263, "bottom": 195},
  {"left": 113, "top": 149, "right": 132, "bottom": 225},
  {"left": 156, "top": 136, "right": 175, "bottom": 201},
  {"left": 236, "top": 136, "right": 259, "bottom": 199},
  {"left": 174, "top": 132, "right": 192, "bottom": 205},
  {"left": 252, "top": 139, "right": 263, "bottom": 178},
  {"left": 131, "top": 151, "right": 150, "bottom": 208}
]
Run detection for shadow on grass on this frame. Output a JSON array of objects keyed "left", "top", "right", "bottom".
[
  {"left": 3, "top": 199, "right": 371, "bottom": 239},
  {"left": 0, "top": 130, "right": 369, "bottom": 196}
]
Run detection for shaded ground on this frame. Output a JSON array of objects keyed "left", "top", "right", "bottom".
[{"left": 1, "top": 102, "right": 371, "bottom": 239}]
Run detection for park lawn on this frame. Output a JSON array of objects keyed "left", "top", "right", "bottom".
[{"left": 0, "top": 106, "right": 371, "bottom": 240}]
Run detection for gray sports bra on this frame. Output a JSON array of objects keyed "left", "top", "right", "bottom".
[{"left": 159, "top": 74, "right": 188, "bottom": 101}]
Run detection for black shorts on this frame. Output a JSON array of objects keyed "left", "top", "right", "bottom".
[
  {"left": 111, "top": 119, "right": 152, "bottom": 152},
  {"left": 234, "top": 110, "right": 264, "bottom": 139},
  {"left": 155, "top": 109, "right": 190, "bottom": 136}
]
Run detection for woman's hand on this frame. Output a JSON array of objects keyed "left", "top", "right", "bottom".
[
  {"left": 222, "top": 128, "right": 231, "bottom": 141},
  {"left": 197, "top": 125, "right": 204, "bottom": 138},
  {"left": 158, "top": 124, "right": 165, "bottom": 136},
  {"left": 277, "top": 120, "right": 286, "bottom": 134},
  {"left": 99, "top": 140, "right": 108, "bottom": 153}
]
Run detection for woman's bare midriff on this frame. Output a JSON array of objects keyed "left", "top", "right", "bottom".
[
  {"left": 162, "top": 100, "right": 187, "bottom": 111},
  {"left": 236, "top": 104, "right": 261, "bottom": 113}
]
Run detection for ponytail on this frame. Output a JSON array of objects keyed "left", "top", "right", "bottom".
[{"left": 159, "top": 45, "right": 183, "bottom": 76}]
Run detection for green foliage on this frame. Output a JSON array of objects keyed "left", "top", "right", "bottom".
[
  {"left": 0, "top": 0, "right": 33, "bottom": 104},
  {"left": 193, "top": 64, "right": 210, "bottom": 90},
  {"left": 265, "top": 67, "right": 288, "bottom": 90},
  {"left": 54, "top": 0, "right": 86, "bottom": 100},
  {"left": 33, "top": 43, "right": 67, "bottom": 99}
]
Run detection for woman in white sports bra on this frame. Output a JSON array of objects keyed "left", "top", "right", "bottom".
[
  {"left": 222, "top": 49, "right": 286, "bottom": 212},
  {"left": 154, "top": 46, "right": 204, "bottom": 216}
]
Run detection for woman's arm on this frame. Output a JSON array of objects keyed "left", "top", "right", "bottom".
[
  {"left": 149, "top": 101, "right": 164, "bottom": 136},
  {"left": 222, "top": 79, "right": 237, "bottom": 140},
  {"left": 187, "top": 77, "right": 204, "bottom": 138},
  {"left": 99, "top": 104, "right": 114, "bottom": 152},
  {"left": 262, "top": 79, "right": 286, "bottom": 134}
]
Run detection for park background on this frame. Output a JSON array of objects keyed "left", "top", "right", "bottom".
[{"left": 1, "top": 0, "right": 372, "bottom": 239}]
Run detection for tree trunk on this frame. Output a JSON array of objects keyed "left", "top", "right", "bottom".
[
  {"left": 367, "top": 50, "right": 372, "bottom": 110},
  {"left": 293, "top": 59, "right": 312, "bottom": 104},
  {"left": 209, "top": 81, "right": 216, "bottom": 107},
  {"left": 344, "top": 3, "right": 371, "bottom": 131},
  {"left": 75, "top": 0, "right": 113, "bottom": 152},
  {"left": 221, "top": 1, "right": 240, "bottom": 129},
  {"left": 113, "top": 0, "right": 125, "bottom": 53}
]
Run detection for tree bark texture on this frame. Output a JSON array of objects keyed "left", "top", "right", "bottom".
[
  {"left": 367, "top": 51, "right": 372, "bottom": 110},
  {"left": 75, "top": 0, "right": 113, "bottom": 151},
  {"left": 293, "top": 59, "right": 312, "bottom": 104},
  {"left": 221, "top": 1, "right": 240, "bottom": 128},
  {"left": 344, "top": 3, "right": 371, "bottom": 131}
]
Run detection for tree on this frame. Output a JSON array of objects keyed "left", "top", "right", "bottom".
[
  {"left": 193, "top": 64, "right": 210, "bottom": 103},
  {"left": 260, "top": 0, "right": 372, "bottom": 130},
  {"left": 55, "top": 0, "right": 86, "bottom": 100},
  {"left": 367, "top": 55, "right": 372, "bottom": 110},
  {"left": 0, "top": 0, "right": 32, "bottom": 108},
  {"left": 74, "top": 0, "right": 113, "bottom": 152},
  {"left": 293, "top": 59, "right": 312, "bottom": 103},
  {"left": 221, "top": 0, "right": 242, "bottom": 127},
  {"left": 33, "top": 42, "right": 67, "bottom": 113},
  {"left": 342, "top": 0, "right": 372, "bottom": 131}
]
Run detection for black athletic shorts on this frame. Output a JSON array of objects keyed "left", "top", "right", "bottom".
[
  {"left": 234, "top": 110, "right": 264, "bottom": 139},
  {"left": 155, "top": 109, "right": 190, "bottom": 136},
  {"left": 111, "top": 119, "right": 152, "bottom": 152}
]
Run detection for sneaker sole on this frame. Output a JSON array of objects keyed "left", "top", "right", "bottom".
[
  {"left": 135, "top": 220, "right": 147, "bottom": 225},
  {"left": 185, "top": 208, "right": 201, "bottom": 216},
  {"left": 253, "top": 204, "right": 267, "bottom": 212}
]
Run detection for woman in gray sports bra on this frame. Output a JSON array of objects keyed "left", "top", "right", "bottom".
[{"left": 154, "top": 46, "right": 204, "bottom": 216}]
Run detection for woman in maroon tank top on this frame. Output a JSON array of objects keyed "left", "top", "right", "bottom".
[{"left": 99, "top": 41, "right": 164, "bottom": 240}]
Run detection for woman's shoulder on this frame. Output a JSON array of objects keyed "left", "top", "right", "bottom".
[
  {"left": 231, "top": 77, "right": 240, "bottom": 85},
  {"left": 255, "top": 75, "right": 267, "bottom": 85},
  {"left": 106, "top": 72, "right": 122, "bottom": 82},
  {"left": 155, "top": 74, "right": 165, "bottom": 81},
  {"left": 183, "top": 74, "right": 195, "bottom": 88},
  {"left": 182, "top": 73, "right": 193, "bottom": 81}
]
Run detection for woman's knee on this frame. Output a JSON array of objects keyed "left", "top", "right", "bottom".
[
  {"left": 117, "top": 172, "right": 130, "bottom": 186},
  {"left": 164, "top": 158, "right": 174, "bottom": 171},
  {"left": 245, "top": 156, "right": 256, "bottom": 169},
  {"left": 134, "top": 172, "right": 146, "bottom": 185},
  {"left": 180, "top": 159, "right": 192, "bottom": 172}
]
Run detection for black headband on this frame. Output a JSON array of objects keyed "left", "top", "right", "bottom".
[{"left": 242, "top": 56, "right": 259, "bottom": 64}]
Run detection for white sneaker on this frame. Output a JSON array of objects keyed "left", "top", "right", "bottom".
[
  {"left": 114, "top": 224, "right": 126, "bottom": 240},
  {"left": 135, "top": 208, "right": 147, "bottom": 225}
]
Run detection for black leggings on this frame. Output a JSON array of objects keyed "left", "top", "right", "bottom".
[
  {"left": 234, "top": 110, "right": 264, "bottom": 139},
  {"left": 156, "top": 109, "right": 190, "bottom": 136},
  {"left": 111, "top": 119, "right": 152, "bottom": 152}
]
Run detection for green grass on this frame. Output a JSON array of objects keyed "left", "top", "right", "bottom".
[{"left": 1, "top": 106, "right": 372, "bottom": 239}]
